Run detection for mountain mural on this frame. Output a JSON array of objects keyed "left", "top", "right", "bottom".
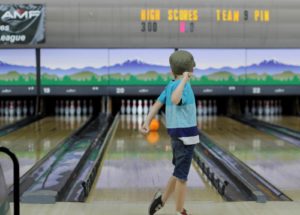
[
  {"left": 1, "top": 57, "right": 299, "bottom": 86},
  {"left": 0, "top": 60, "right": 36, "bottom": 85}
]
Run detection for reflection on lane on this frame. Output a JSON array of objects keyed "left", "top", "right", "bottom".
[
  {"left": 88, "top": 115, "right": 222, "bottom": 203},
  {"left": 0, "top": 116, "right": 87, "bottom": 186},
  {"left": 258, "top": 116, "right": 300, "bottom": 132},
  {"left": 0, "top": 116, "right": 24, "bottom": 128},
  {"left": 198, "top": 116, "right": 300, "bottom": 200}
]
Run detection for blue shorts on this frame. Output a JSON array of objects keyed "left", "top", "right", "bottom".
[{"left": 171, "top": 137, "right": 196, "bottom": 181}]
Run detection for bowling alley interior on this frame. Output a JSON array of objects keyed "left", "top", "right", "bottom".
[{"left": 1, "top": 1, "right": 300, "bottom": 215}]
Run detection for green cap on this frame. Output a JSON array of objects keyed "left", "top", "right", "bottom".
[{"left": 169, "top": 50, "right": 196, "bottom": 76}]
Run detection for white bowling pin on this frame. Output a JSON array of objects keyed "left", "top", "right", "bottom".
[
  {"left": 265, "top": 100, "right": 270, "bottom": 116},
  {"left": 82, "top": 100, "right": 87, "bottom": 116},
  {"left": 0, "top": 101, "right": 3, "bottom": 116},
  {"left": 137, "top": 99, "right": 143, "bottom": 115},
  {"left": 5, "top": 101, "right": 9, "bottom": 117},
  {"left": 16, "top": 100, "right": 21, "bottom": 117},
  {"left": 65, "top": 100, "right": 70, "bottom": 116},
  {"left": 9, "top": 101, "right": 14, "bottom": 117},
  {"left": 23, "top": 100, "right": 28, "bottom": 116},
  {"left": 207, "top": 100, "right": 212, "bottom": 116},
  {"left": 76, "top": 100, "right": 81, "bottom": 116},
  {"left": 70, "top": 100, "right": 75, "bottom": 116},
  {"left": 202, "top": 100, "right": 207, "bottom": 116},
  {"left": 270, "top": 100, "right": 274, "bottom": 116},
  {"left": 132, "top": 100, "right": 137, "bottom": 115},
  {"left": 197, "top": 100, "right": 202, "bottom": 116},
  {"left": 126, "top": 100, "right": 131, "bottom": 115},
  {"left": 121, "top": 99, "right": 125, "bottom": 115},
  {"left": 143, "top": 100, "right": 149, "bottom": 115}
]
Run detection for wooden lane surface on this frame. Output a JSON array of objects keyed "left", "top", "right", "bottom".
[
  {"left": 257, "top": 116, "right": 300, "bottom": 132},
  {"left": 198, "top": 116, "right": 300, "bottom": 200},
  {"left": 87, "top": 115, "right": 222, "bottom": 203},
  {"left": 0, "top": 116, "right": 87, "bottom": 187}
]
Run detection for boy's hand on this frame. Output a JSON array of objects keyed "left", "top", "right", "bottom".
[
  {"left": 140, "top": 122, "right": 150, "bottom": 134},
  {"left": 183, "top": 71, "right": 192, "bottom": 80}
]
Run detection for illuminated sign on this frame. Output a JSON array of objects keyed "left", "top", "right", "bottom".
[{"left": 167, "top": 9, "right": 198, "bottom": 21}]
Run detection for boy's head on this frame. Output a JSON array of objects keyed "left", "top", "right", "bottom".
[{"left": 169, "top": 50, "right": 196, "bottom": 76}]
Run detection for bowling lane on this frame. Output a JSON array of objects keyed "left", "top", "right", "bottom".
[
  {"left": 0, "top": 116, "right": 87, "bottom": 187},
  {"left": 87, "top": 115, "right": 222, "bottom": 203},
  {"left": 257, "top": 116, "right": 300, "bottom": 132},
  {"left": 0, "top": 116, "right": 24, "bottom": 128},
  {"left": 198, "top": 116, "right": 300, "bottom": 200}
]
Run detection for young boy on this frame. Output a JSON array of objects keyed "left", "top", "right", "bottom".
[{"left": 140, "top": 50, "right": 199, "bottom": 215}]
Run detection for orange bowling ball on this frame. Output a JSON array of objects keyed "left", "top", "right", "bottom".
[
  {"left": 147, "top": 132, "right": 160, "bottom": 145},
  {"left": 149, "top": 118, "right": 160, "bottom": 131}
]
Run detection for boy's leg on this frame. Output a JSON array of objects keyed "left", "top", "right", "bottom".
[
  {"left": 162, "top": 176, "right": 177, "bottom": 203},
  {"left": 175, "top": 179, "right": 187, "bottom": 213}
]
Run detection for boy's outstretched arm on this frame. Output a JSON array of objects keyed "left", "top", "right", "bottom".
[
  {"left": 171, "top": 72, "right": 192, "bottom": 105},
  {"left": 140, "top": 100, "right": 163, "bottom": 134}
]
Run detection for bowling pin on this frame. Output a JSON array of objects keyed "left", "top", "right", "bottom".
[
  {"left": 132, "top": 100, "right": 137, "bottom": 115},
  {"left": 0, "top": 101, "right": 3, "bottom": 116},
  {"left": 89, "top": 100, "right": 93, "bottom": 115},
  {"left": 76, "top": 100, "right": 81, "bottom": 116},
  {"left": 4, "top": 101, "right": 9, "bottom": 117},
  {"left": 265, "top": 100, "right": 270, "bottom": 116},
  {"left": 23, "top": 100, "right": 28, "bottom": 116},
  {"left": 197, "top": 100, "right": 202, "bottom": 116},
  {"left": 137, "top": 99, "right": 143, "bottom": 115},
  {"left": 70, "top": 100, "right": 75, "bottom": 116},
  {"left": 121, "top": 99, "right": 125, "bottom": 115},
  {"left": 202, "top": 100, "right": 207, "bottom": 116},
  {"left": 16, "top": 100, "right": 21, "bottom": 117},
  {"left": 30, "top": 100, "right": 34, "bottom": 115},
  {"left": 270, "top": 100, "right": 274, "bottom": 116},
  {"left": 82, "top": 100, "right": 87, "bottom": 116},
  {"left": 143, "top": 100, "right": 149, "bottom": 115},
  {"left": 126, "top": 100, "right": 131, "bottom": 115},
  {"left": 207, "top": 100, "right": 212, "bottom": 116},
  {"left": 9, "top": 101, "right": 14, "bottom": 117},
  {"left": 65, "top": 100, "right": 70, "bottom": 116}
]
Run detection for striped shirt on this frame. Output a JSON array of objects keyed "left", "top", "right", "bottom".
[{"left": 158, "top": 79, "right": 199, "bottom": 145}]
